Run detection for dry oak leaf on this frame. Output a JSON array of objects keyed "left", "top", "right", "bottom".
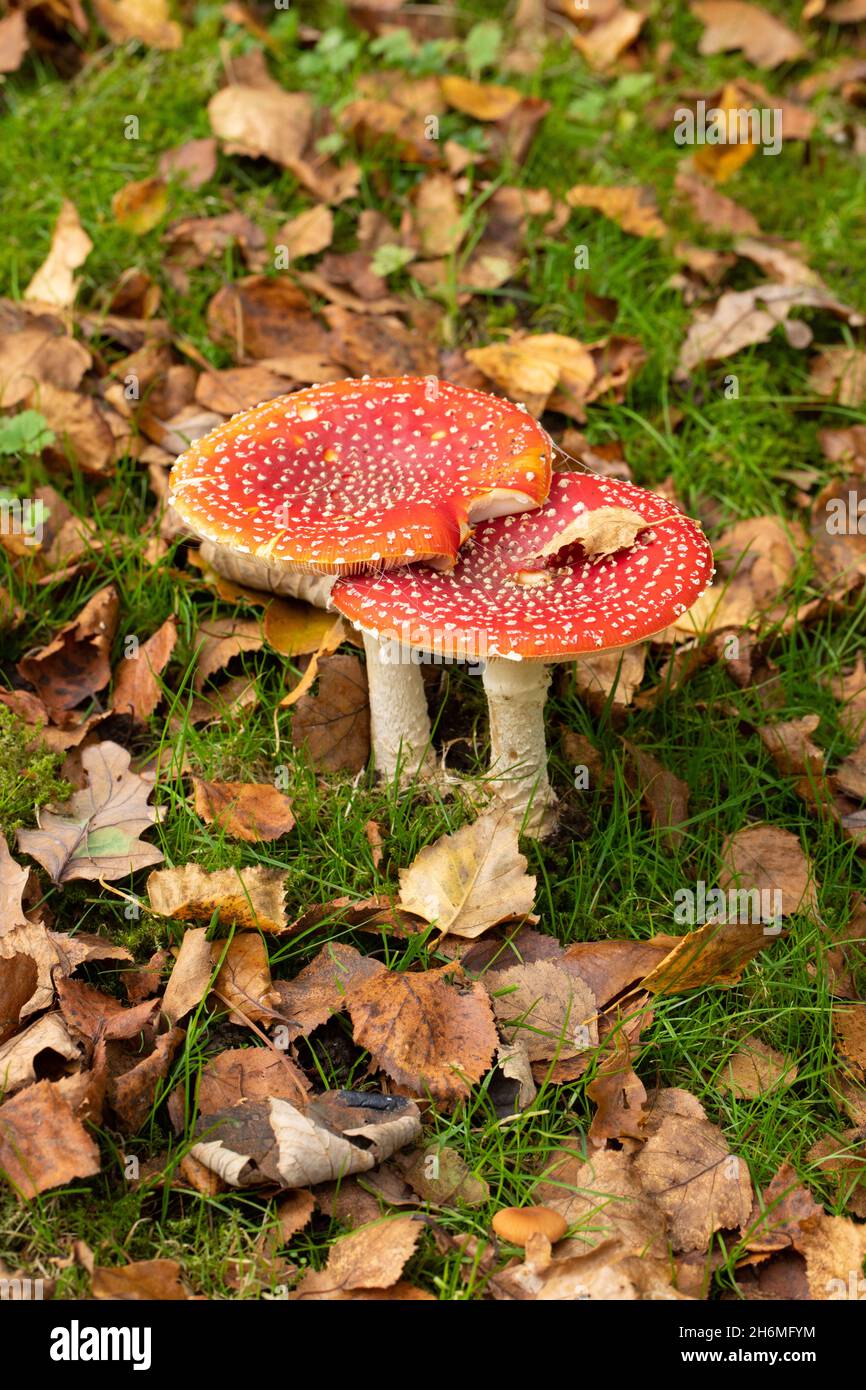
[
  {"left": 17, "top": 585, "right": 118, "bottom": 712},
  {"left": 566, "top": 184, "right": 666, "bottom": 239},
  {"left": 212, "top": 932, "right": 279, "bottom": 1026},
  {"left": 147, "top": 863, "right": 288, "bottom": 933},
  {"left": 92, "top": 0, "right": 182, "bottom": 49},
  {"left": 111, "top": 616, "right": 177, "bottom": 721},
  {"left": 640, "top": 920, "right": 778, "bottom": 994},
  {"left": 719, "top": 822, "right": 818, "bottom": 918},
  {"left": 271, "top": 942, "right": 384, "bottom": 1042},
  {"left": 634, "top": 1088, "right": 753, "bottom": 1252},
  {"left": 191, "top": 778, "right": 295, "bottom": 843},
  {"left": 208, "top": 84, "right": 313, "bottom": 167},
  {"left": 490, "top": 960, "right": 597, "bottom": 1063},
  {"left": 92, "top": 1258, "right": 188, "bottom": 1300},
  {"left": 716, "top": 1037, "right": 798, "bottom": 1098},
  {"left": 0, "top": 1079, "right": 100, "bottom": 1198},
  {"left": 24, "top": 201, "right": 92, "bottom": 310},
  {"left": 398, "top": 815, "right": 534, "bottom": 944},
  {"left": 439, "top": 75, "right": 523, "bottom": 121},
  {"left": 291, "top": 652, "right": 370, "bottom": 772},
  {"left": 294, "top": 1214, "right": 422, "bottom": 1299},
  {"left": 190, "top": 1088, "right": 421, "bottom": 1189},
  {"left": 691, "top": 1, "right": 806, "bottom": 67},
  {"left": 17, "top": 741, "right": 163, "bottom": 885},
  {"left": 347, "top": 963, "right": 499, "bottom": 1102}
]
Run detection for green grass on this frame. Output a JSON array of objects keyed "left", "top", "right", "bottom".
[{"left": 1, "top": 0, "right": 865, "bottom": 1299}]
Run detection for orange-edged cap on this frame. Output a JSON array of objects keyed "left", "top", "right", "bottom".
[
  {"left": 332, "top": 472, "right": 714, "bottom": 660},
  {"left": 168, "top": 376, "right": 553, "bottom": 575}
]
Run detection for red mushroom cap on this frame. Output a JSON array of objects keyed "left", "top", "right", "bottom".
[
  {"left": 168, "top": 376, "right": 553, "bottom": 575},
  {"left": 331, "top": 472, "right": 714, "bottom": 660}
]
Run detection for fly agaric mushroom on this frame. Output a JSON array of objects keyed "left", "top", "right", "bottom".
[
  {"left": 332, "top": 473, "right": 714, "bottom": 832},
  {"left": 168, "top": 376, "right": 553, "bottom": 781}
]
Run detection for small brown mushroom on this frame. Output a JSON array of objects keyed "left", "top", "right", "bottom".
[{"left": 491, "top": 1204, "right": 568, "bottom": 1247}]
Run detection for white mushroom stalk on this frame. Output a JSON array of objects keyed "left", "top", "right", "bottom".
[
  {"left": 362, "top": 632, "right": 435, "bottom": 782},
  {"left": 482, "top": 657, "right": 554, "bottom": 834}
]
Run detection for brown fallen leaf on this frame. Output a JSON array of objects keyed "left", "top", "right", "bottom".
[
  {"left": 489, "top": 960, "right": 597, "bottom": 1062},
  {"left": 112, "top": 177, "right": 168, "bottom": 235},
  {"left": 719, "top": 823, "right": 818, "bottom": 919},
  {"left": 158, "top": 137, "right": 217, "bottom": 189},
  {"left": 679, "top": 283, "right": 863, "bottom": 375},
  {"left": 640, "top": 920, "right": 778, "bottom": 994},
  {"left": 324, "top": 305, "right": 437, "bottom": 378},
  {"left": 148, "top": 864, "right": 288, "bottom": 933},
  {"left": 17, "top": 741, "right": 163, "bottom": 885},
  {"left": 634, "top": 1087, "right": 753, "bottom": 1251},
  {"left": 194, "top": 364, "right": 291, "bottom": 414},
  {"left": 412, "top": 172, "right": 464, "bottom": 258},
  {"left": 758, "top": 715, "right": 824, "bottom": 780},
  {"left": 271, "top": 941, "right": 384, "bottom": 1043},
  {"left": 191, "top": 779, "right": 295, "bottom": 843},
  {"left": 809, "top": 346, "right": 866, "bottom": 406},
  {"left": 0, "top": 1079, "right": 101, "bottom": 1198},
  {"left": 212, "top": 932, "right": 279, "bottom": 1026},
  {"left": 294, "top": 1215, "right": 422, "bottom": 1299},
  {"left": 691, "top": 1, "right": 805, "bottom": 68},
  {"left": 347, "top": 962, "right": 499, "bottom": 1103},
  {"left": 111, "top": 616, "right": 177, "bottom": 721},
  {"left": 262, "top": 598, "right": 341, "bottom": 658},
  {"left": 291, "top": 652, "right": 370, "bottom": 773},
  {"left": 17, "top": 585, "right": 118, "bottom": 711},
  {"left": 170, "top": 1046, "right": 309, "bottom": 1132},
  {"left": 93, "top": 0, "right": 182, "bottom": 48},
  {"left": 56, "top": 976, "right": 159, "bottom": 1043},
  {"left": 0, "top": 302, "right": 92, "bottom": 408},
  {"left": 566, "top": 183, "right": 666, "bottom": 239},
  {"left": 716, "top": 1038, "right": 798, "bottom": 1098},
  {"left": 440, "top": 75, "right": 523, "bottom": 122},
  {"left": 675, "top": 166, "right": 761, "bottom": 236},
  {"left": 278, "top": 204, "right": 334, "bottom": 260},
  {"left": 26, "top": 381, "right": 115, "bottom": 476},
  {"left": 206, "top": 275, "right": 330, "bottom": 361},
  {"left": 491, "top": 1232, "right": 682, "bottom": 1301},
  {"left": 834, "top": 1003, "right": 866, "bottom": 1082},
  {"left": 573, "top": 7, "right": 644, "bottom": 70},
  {"left": 92, "top": 1258, "right": 188, "bottom": 1299},
  {"left": 190, "top": 1088, "right": 421, "bottom": 1189},
  {"left": 0, "top": 834, "right": 30, "bottom": 934},
  {"left": 536, "top": 1143, "right": 668, "bottom": 1257},
  {"left": 24, "top": 201, "right": 92, "bottom": 309},
  {"left": 397, "top": 812, "right": 536, "bottom": 940},
  {"left": 396, "top": 1144, "right": 489, "bottom": 1207},
  {"left": 807, "top": 1130, "right": 866, "bottom": 1219},
  {"left": 208, "top": 84, "right": 313, "bottom": 167},
  {"left": 690, "top": 82, "right": 760, "bottom": 184},
  {"left": 0, "top": 10, "right": 28, "bottom": 75},
  {"left": 0, "top": 953, "right": 37, "bottom": 1044},
  {"left": 623, "top": 741, "right": 690, "bottom": 844},
  {"left": 0, "top": 1012, "right": 80, "bottom": 1095},
  {"left": 162, "top": 929, "right": 213, "bottom": 1026},
  {"left": 193, "top": 616, "right": 262, "bottom": 689},
  {"left": 574, "top": 644, "right": 646, "bottom": 710}
]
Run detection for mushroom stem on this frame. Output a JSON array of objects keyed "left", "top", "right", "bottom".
[
  {"left": 200, "top": 540, "right": 336, "bottom": 610},
  {"left": 362, "top": 631, "right": 435, "bottom": 784},
  {"left": 482, "top": 658, "right": 556, "bottom": 836}
]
